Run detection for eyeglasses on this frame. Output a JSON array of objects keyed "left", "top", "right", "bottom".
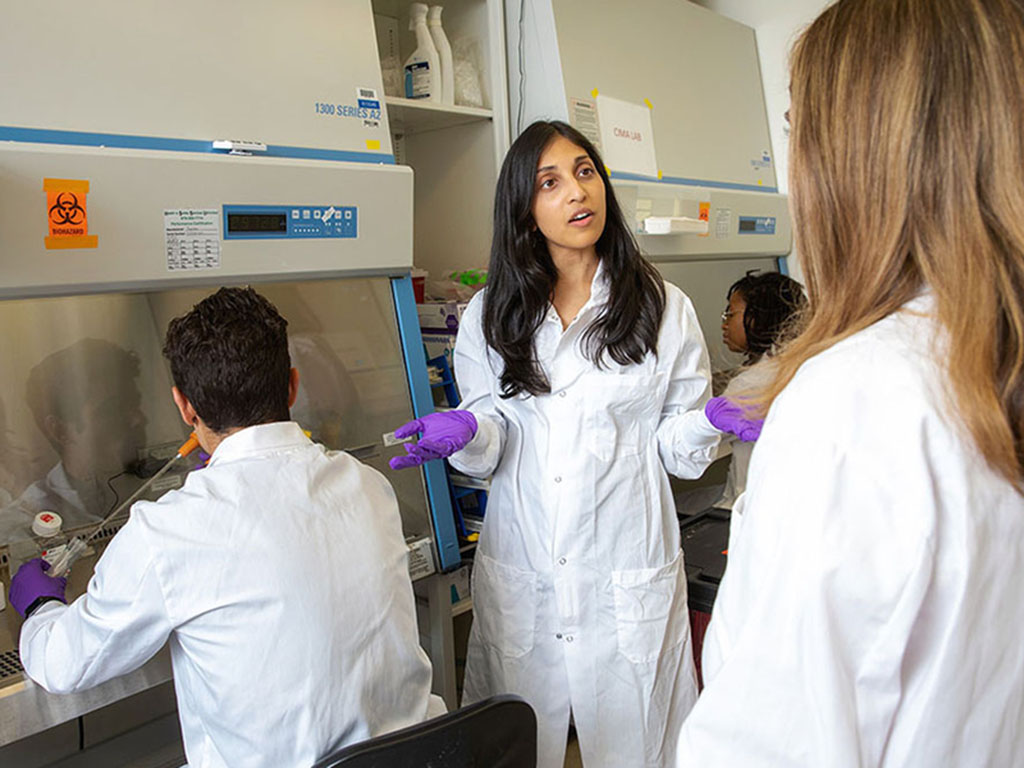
[{"left": 721, "top": 308, "right": 738, "bottom": 322}]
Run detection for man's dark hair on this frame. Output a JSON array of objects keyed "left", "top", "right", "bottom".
[{"left": 163, "top": 286, "right": 291, "bottom": 433}]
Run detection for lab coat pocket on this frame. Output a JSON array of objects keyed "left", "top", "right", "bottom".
[
  {"left": 584, "top": 372, "right": 663, "bottom": 462},
  {"left": 472, "top": 553, "right": 537, "bottom": 659},
  {"left": 611, "top": 551, "right": 688, "bottom": 664}
]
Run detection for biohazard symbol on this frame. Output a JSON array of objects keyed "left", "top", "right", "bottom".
[
  {"left": 43, "top": 178, "right": 98, "bottom": 249},
  {"left": 49, "top": 192, "right": 86, "bottom": 226}
]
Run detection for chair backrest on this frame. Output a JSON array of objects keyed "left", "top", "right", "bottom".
[{"left": 312, "top": 694, "right": 537, "bottom": 768}]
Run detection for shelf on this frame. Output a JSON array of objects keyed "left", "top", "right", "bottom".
[
  {"left": 385, "top": 97, "right": 493, "bottom": 135},
  {"left": 450, "top": 473, "right": 490, "bottom": 491},
  {"left": 452, "top": 597, "right": 474, "bottom": 617}
]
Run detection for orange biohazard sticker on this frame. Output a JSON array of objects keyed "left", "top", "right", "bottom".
[
  {"left": 43, "top": 178, "right": 98, "bottom": 249},
  {"left": 699, "top": 201, "right": 711, "bottom": 238}
]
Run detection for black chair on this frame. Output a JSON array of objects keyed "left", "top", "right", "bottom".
[{"left": 312, "top": 694, "right": 537, "bottom": 768}]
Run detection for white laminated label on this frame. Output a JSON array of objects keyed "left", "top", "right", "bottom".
[
  {"left": 404, "top": 61, "right": 432, "bottom": 99},
  {"left": 596, "top": 94, "right": 659, "bottom": 178},
  {"left": 715, "top": 208, "right": 733, "bottom": 239},
  {"left": 165, "top": 209, "right": 221, "bottom": 271},
  {"left": 406, "top": 537, "right": 436, "bottom": 580},
  {"left": 569, "top": 97, "right": 603, "bottom": 152}
]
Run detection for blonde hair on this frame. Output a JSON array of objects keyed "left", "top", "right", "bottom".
[{"left": 765, "top": 0, "right": 1024, "bottom": 489}]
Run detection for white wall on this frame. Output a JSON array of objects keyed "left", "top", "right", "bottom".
[{"left": 691, "top": 0, "right": 832, "bottom": 283}]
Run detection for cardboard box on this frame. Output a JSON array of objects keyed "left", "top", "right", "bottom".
[
  {"left": 422, "top": 333, "right": 457, "bottom": 367},
  {"left": 417, "top": 301, "right": 467, "bottom": 333},
  {"left": 450, "top": 564, "right": 472, "bottom": 603}
]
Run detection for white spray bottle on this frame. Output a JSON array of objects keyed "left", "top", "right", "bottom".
[
  {"left": 427, "top": 6, "right": 454, "bottom": 106},
  {"left": 404, "top": 3, "right": 440, "bottom": 102}
]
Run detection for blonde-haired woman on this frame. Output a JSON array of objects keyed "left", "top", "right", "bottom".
[{"left": 678, "top": 0, "right": 1024, "bottom": 765}]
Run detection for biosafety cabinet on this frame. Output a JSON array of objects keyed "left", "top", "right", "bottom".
[
  {"left": 509, "top": 0, "right": 793, "bottom": 373},
  {"left": 0, "top": 0, "right": 479, "bottom": 761}
]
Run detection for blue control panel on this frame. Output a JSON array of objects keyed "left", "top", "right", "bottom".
[
  {"left": 222, "top": 204, "right": 358, "bottom": 240},
  {"left": 737, "top": 215, "right": 776, "bottom": 235}
]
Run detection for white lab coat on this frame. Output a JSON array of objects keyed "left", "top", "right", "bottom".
[
  {"left": 713, "top": 359, "right": 776, "bottom": 510},
  {"left": 677, "top": 295, "right": 1024, "bottom": 766},
  {"left": 20, "top": 422, "right": 437, "bottom": 768},
  {"left": 450, "top": 264, "right": 720, "bottom": 768}
]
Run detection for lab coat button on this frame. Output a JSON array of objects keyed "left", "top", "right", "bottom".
[
  {"left": 558, "top": 557, "right": 567, "bottom": 565},
  {"left": 566, "top": 635, "right": 574, "bottom": 643},
  {"left": 556, "top": 633, "right": 563, "bottom": 640},
  {"left": 554, "top": 476, "right": 562, "bottom": 483},
  {"left": 559, "top": 390, "right": 567, "bottom": 398}
]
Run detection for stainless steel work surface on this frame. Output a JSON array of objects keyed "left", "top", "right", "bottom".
[
  {"left": 0, "top": 535, "right": 175, "bottom": 747},
  {"left": 0, "top": 647, "right": 172, "bottom": 747}
]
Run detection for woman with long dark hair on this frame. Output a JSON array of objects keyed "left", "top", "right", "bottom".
[{"left": 392, "top": 121, "right": 726, "bottom": 767}]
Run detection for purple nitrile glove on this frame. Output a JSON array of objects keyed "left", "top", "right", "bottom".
[
  {"left": 9, "top": 558, "right": 67, "bottom": 618},
  {"left": 389, "top": 411, "right": 478, "bottom": 470},
  {"left": 705, "top": 396, "right": 764, "bottom": 442}
]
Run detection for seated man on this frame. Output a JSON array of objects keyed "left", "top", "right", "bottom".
[{"left": 9, "top": 286, "right": 440, "bottom": 767}]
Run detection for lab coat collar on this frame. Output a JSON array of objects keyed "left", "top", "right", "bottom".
[
  {"left": 902, "top": 289, "right": 935, "bottom": 315},
  {"left": 207, "top": 421, "right": 312, "bottom": 467},
  {"left": 543, "top": 257, "right": 610, "bottom": 325},
  {"left": 590, "top": 257, "right": 611, "bottom": 306}
]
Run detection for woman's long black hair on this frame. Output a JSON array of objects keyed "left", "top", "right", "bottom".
[{"left": 483, "top": 120, "right": 666, "bottom": 398}]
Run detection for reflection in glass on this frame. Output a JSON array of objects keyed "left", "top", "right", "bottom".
[
  {"left": 1, "top": 339, "right": 147, "bottom": 542},
  {"left": 0, "top": 397, "right": 32, "bottom": 507},
  {"left": 0, "top": 277, "right": 431, "bottom": 549}
]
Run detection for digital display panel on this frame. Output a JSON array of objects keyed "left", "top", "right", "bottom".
[
  {"left": 738, "top": 218, "right": 757, "bottom": 232},
  {"left": 227, "top": 213, "right": 288, "bottom": 233}
]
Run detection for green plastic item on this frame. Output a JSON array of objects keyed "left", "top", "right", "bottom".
[{"left": 449, "top": 269, "right": 487, "bottom": 286}]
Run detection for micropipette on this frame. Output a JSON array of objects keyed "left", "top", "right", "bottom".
[{"left": 46, "top": 433, "right": 201, "bottom": 578}]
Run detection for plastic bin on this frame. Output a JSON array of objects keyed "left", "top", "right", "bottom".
[{"left": 680, "top": 507, "right": 731, "bottom": 688}]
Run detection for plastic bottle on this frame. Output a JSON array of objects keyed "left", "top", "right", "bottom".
[
  {"left": 31, "top": 511, "right": 68, "bottom": 568},
  {"left": 427, "top": 6, "right": 455, "bottom": 106},
  {"left": 404, "top": 3, "right": 440, "bottom": 102}
]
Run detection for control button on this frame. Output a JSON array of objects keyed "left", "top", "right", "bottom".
[
  {"left": 323, "top": 206, "right": 336, "bottom": 222},
  {"left": 313, "top": 210, "right": 322, "bottom": 219},
  {"left": 302, "top": 210, "right": 311, "bottom": 219},
  {"left": 291, "top": 209, "right": 299, "bottom": 219},
  {"left": 344, "top": 209, "right": 353, "bottom": 219}
]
